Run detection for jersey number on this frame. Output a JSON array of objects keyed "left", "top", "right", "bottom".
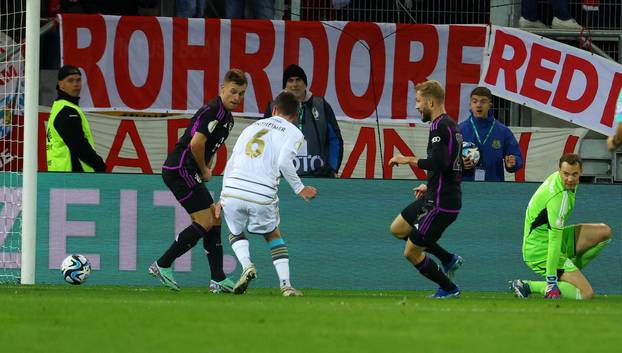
[{"left": 245, "top": 129, "right": 270, "bottom": 158}]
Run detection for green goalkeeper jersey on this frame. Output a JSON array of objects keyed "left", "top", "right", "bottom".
[{"left": 523, "top": 171, "right": 576, "bottom": 277}]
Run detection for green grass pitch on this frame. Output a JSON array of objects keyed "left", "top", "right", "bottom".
[{"left": 2, "top": 285, "right": 621, "bottom": 353}]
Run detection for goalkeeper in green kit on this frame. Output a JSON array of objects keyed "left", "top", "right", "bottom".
[{"left": 510, "top": 154, "right": 612, "bottom": 299}]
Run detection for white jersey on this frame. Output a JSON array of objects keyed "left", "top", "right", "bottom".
[{"left": 222, "top": 115, "right": 305, "bottom": 204}]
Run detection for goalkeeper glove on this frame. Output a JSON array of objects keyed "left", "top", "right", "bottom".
[{"left": 544, "top": 275, "right": 561, "bottom": 299}]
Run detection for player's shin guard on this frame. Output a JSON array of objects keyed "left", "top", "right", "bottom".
[
  {"left": 203, "top": 225, "right": 226, "bottom": 282},
  {"left": 158, "top": 222, "right": 203, "bottom": 268},
  {"left": 572, "top": 239, "right": 611, "bottom": 269},
  {"left": 414, "top": 255, "right": 457, "bottom": 292},
  {"left": 269, "top": 238, "right": 291, "bottom": 288},
  {"left": 229, "top": 232, "right": 252, "bottom": 270},
  {"left": 525, "top": 280, "right": 583, "bottom": 300}
]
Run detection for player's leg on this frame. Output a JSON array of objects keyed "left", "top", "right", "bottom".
[
  {"left": 524, "top": 272, "right": 589, "bottom": 300},
  {"left": 402, "top": 205, "right": 460, "bottom": 298},
  {"left": 150, "top": 174, "right": 213, "bottom": 290},
  {"left": 254, "top": 203, "right": 301, "bottom": 296},
  {"left": 426, "top": 242, "right": 461, "bottom": 276},
  {"left": 521, "top": 260, "right": 586, "bottom": 299},
  {"left": 392, "top": 201, "right": 461, "bottom": 277},
  {"left": 221, "top": 197, "right": 256, "bottom": 294},
  {"left": 571, "top": 223, "right": 612, "bottom": 269},
  {"left": 389, "top": 214, "right": 412, "bottom": 239},
  {"left": 199, "top": 204, "right": 236, "bottom": 293},
  {"left": 263, "top": 228, "right": 302, "bottom": 296}
]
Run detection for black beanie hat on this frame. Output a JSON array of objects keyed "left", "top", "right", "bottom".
[
  {"left": 58, "top": 65, "right": 81, "bottom": 81},
  {"left": 282, "top": 64, "right": 307, "bottom": 88}
]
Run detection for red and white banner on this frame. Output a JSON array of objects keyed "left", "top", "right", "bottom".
[
  {"left": 37, "top": 110, "right": 586, "bottom": 182},
  {"left": 481, "top": 26, "right": 622, "bottom": 136},
  {"left": 59, "top": 14, "right": 487, "bottom": 122}
]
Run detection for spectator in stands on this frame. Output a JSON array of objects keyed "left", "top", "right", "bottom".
[
  {"left": 607, "top": 90, "right": 622, "bottom": 151},
  {"left": 519, "top": 0, "right": 582, "bottom": 29},
  {"left": 56, "top": 0, "right": 139, "bottom": 15},
  {"left": 176, "top": 0, "right": 206, "bottom": 18},
  {"left": 46, "top": 65, "right": 106, "bottom": 172},
  {"left": 263, "top": 64, "right": 344, "bottom": 177},
  {"left": 225, "top": 0, "right": 275, "bottom": 19},
  {"left": 459, "top": 87, "right": 523, "bottom": 182}
]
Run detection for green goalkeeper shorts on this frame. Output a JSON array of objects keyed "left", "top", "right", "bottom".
[{"left": 525, "top": 225, "right": 578, "bottom": 277}]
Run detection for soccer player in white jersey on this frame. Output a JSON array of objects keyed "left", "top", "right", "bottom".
[{"left": 220, "top": 91, "right": 317, "bottom": 297}]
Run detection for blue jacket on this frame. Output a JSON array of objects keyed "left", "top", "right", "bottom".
[{"left": 458, "top": 110, "right": 523, "bottom": 181}]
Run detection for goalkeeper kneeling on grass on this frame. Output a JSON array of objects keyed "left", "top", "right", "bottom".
[{"left": 511, "top": 153, "right": 612, "bottom": 300}]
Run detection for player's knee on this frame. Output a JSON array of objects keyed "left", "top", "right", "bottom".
[
  {"left": 228, "top": 232, "right": 247, "bottom": 245},
  {"left": 390, "top": 221, "right": 407, "bottom": 239},
  {"left": 580, "top": 287, "right": 594, "bottom": 300},
  {"left": 600, "top": 223, "right": 612, "bottom": 241}
]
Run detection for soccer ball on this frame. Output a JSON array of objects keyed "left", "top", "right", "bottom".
[
  {"left": 461, "top": 141, "right": 480, "bottom": 165},
  {"left": 60, "top": 254, "right": 92, "bottom": 285}
]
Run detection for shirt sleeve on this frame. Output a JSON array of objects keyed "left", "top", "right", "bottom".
[
  {"left": 545, "top": 191, "right": 570, "bottom": 277},
  {"left": 194, "top": 105, "right": 220, "bottom": 137},
  {"left": 417, "top": 124, "right": 449, "bottom": 172},
  {"left": 503, "top": 126, "right": 523, "bottom": 173},
  {"left": 279, "top": 131, "right": 305, "bottom": 194},
  {"left": 324, "top": 101, "right": 343, "bottom": 172}
]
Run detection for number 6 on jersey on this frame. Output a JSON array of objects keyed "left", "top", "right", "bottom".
[{"left": 245, "top": 129, "right": 270, "bottom": 158}]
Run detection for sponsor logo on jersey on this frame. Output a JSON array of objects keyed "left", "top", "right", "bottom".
[{"left": 432, "top": 136, "right": 441, "bottom": 143}]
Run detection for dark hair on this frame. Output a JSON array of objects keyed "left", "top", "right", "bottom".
[
  {"left": 224, "top": 69, "right": 248, "bottom": 86},
  {"left": 559, "top": 153, "right": 583, "bottom": 168},
  {"left": 274, "top": 91, "right": 299, "bottom": 118},
  {"left": 415, "top": 80, "right": 445, "bottom": 102},
  {"left": 470, "top": 86, "right": 492, "bottom": 100}
]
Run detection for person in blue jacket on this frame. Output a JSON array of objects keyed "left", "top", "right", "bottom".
[
  {"left": 264, "top": 64, "right": 343, "bottom": 177},
  {"left": 459, "top": 87, "right": 523, "bottom": 181}
]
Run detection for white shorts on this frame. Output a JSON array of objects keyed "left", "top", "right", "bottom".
[{"left": 220, "top": 196, "right": 280, "bottom": 235}]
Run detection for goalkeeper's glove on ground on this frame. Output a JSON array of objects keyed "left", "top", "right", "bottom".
[{"left": 544, "top": 275, "right": 561, "bottom": 299}]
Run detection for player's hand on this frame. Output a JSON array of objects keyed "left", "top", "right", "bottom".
[
  {"left": 505, "top": 155, "right": 516, "bottom": 169},
  {"left": 298, "top": 186, "right": 317, "bottom": 201},
  {"left": 544, "top": 276, "right": 561, "bottom": 299},
  {"left": 463, "top": 155, "right": 475, "bottom": 170},
  {"left": 389, "top": 154, "right": 416, "bottom": 167},
  {"left": 213, "top": 200, "right": 222, "bottom": 220},
  {"left": 412, "top": 184, "right": 427, "bottom": 199},
  {"left": 201, "top": 166, "right": 212, "bottom": 182}
]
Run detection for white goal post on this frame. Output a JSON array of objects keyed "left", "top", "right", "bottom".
[
  {"left": 20, "top": 0, "right": 40, "bottom": 284},
  {"left": 0, "top": 0, "right": 39, "bottom": 284}
]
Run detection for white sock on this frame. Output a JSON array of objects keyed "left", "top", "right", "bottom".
[
  {"left": 231, "top": 239, "right": 252, "bottom": 270},
  {"left": 273, "top": 258, "right": 290, "bottom": 288}
]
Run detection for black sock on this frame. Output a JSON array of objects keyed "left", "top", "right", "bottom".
[
  {"left": 414, "top": 255, "right": 457, "bottom": 291},
  {"left": 203, "top": 225, "right": 226, "bottom": 282},
  {"left": 157, "top": 223, "right": 203, "bottom": 268},
  {"left": 425, "top": 242, "right": 454, "bottom": 265}
]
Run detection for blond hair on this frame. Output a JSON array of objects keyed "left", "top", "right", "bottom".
[{"left": 415, "top": 80, "right": 445, "bottom": 103}]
